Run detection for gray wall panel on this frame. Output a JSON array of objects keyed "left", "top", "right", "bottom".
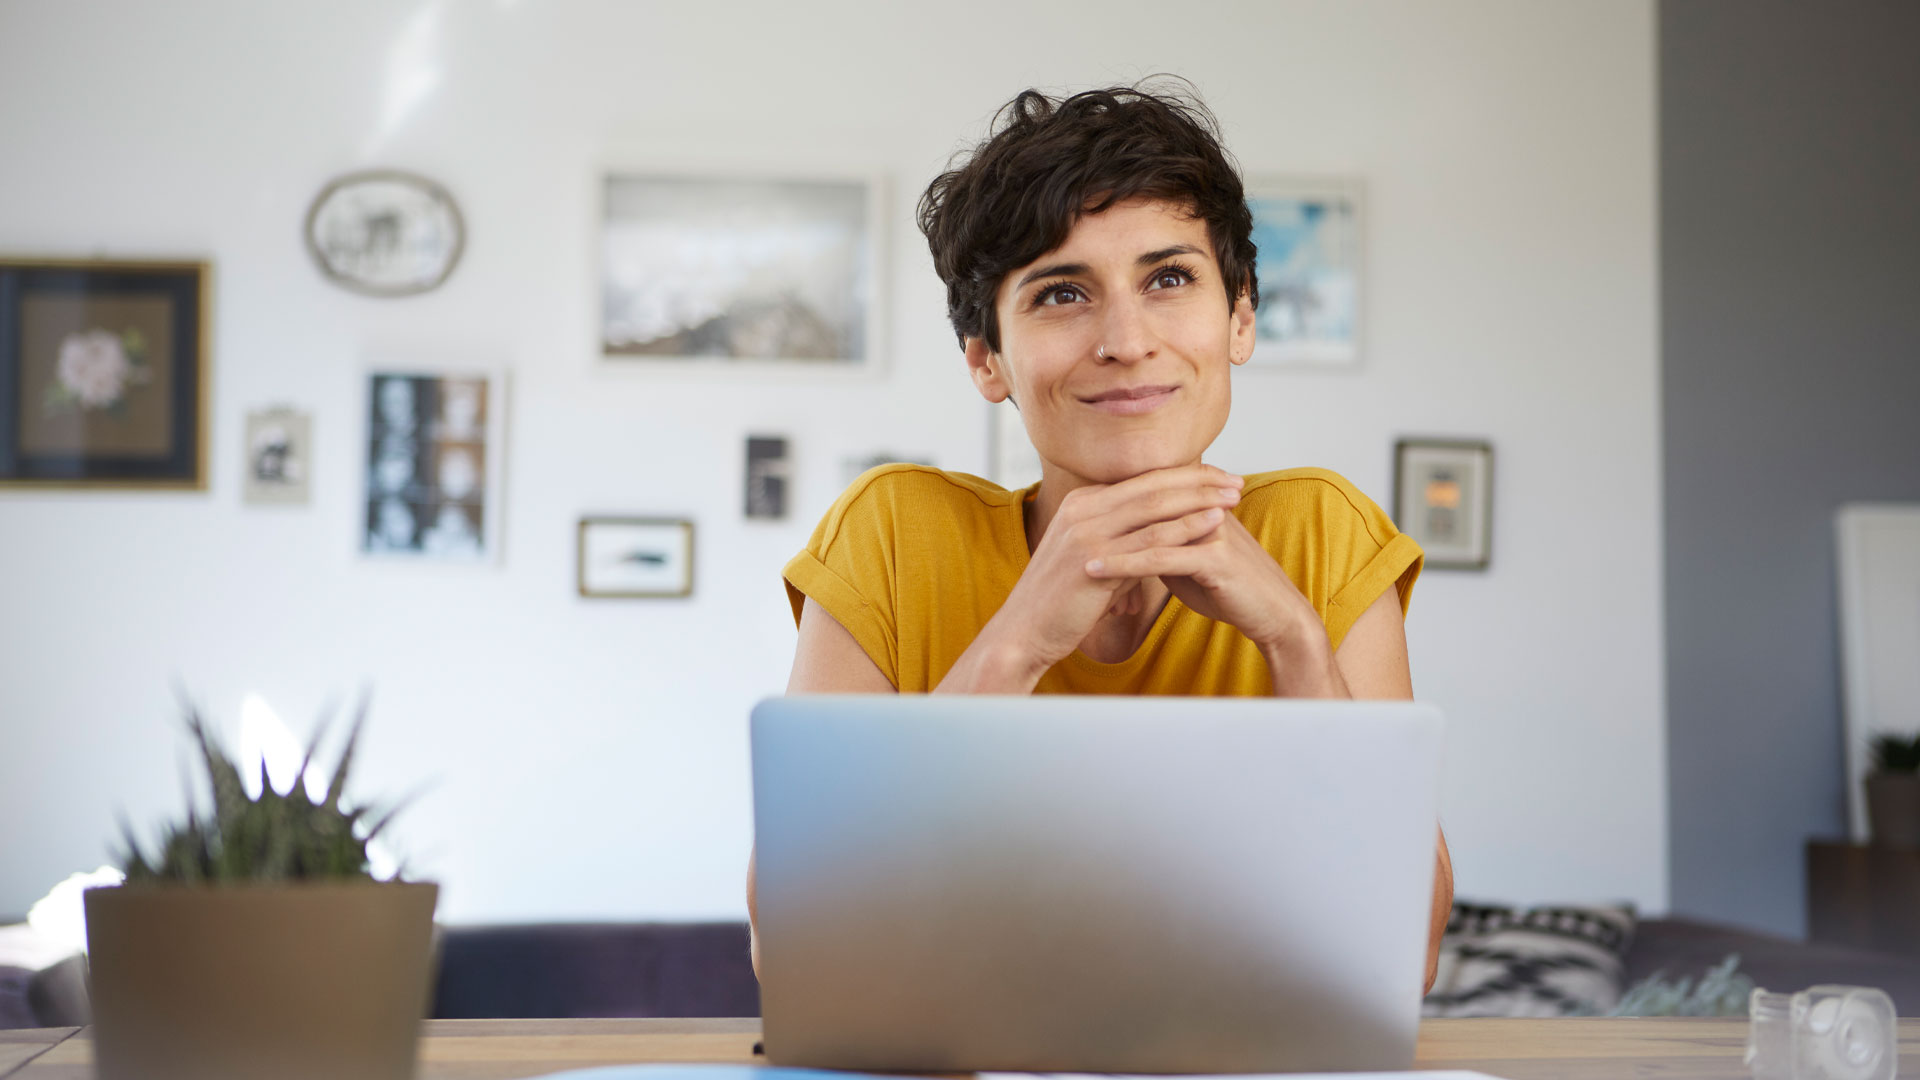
[{"left": 1662, "top": 0, "right": 1920, "bottom": 936}]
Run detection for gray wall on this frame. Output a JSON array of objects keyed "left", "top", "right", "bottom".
[{"left": 1662, "top": 0, "right": 1920, "bottom": 937}]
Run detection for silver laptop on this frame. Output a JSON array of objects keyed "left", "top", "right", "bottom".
[{"left": 750, "top": 695, "right": 1445, "bottom": 1074}]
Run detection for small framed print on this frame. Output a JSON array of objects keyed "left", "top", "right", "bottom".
[
  {"left": 744, "top": 435, "right": 790, "bottom": 520},
  {"left": 362, "top": 368, "right": 505, "bottom": 561},
  {"left": 578, "top": 517, "right": 694, "bottom": 599},
  {"left": 0, "top": 258, "right": 208, "bottom": 489},
  {"left": 1394, "top": 439, "right": 1493, "bottom": 570},
  {"left": 243, "top": 407, "right": 311, "bottom": 505},
  {"left": 1245, "top": 177, "right": 1364, "bottom": 369}
]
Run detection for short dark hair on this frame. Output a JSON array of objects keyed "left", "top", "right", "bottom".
[{"left": 917, "top": 80, "right": 1259, "bottom": 353}]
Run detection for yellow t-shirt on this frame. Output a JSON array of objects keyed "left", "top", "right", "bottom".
[{"left": 782, "top": 465, "right": 1423, "bottom": 694}]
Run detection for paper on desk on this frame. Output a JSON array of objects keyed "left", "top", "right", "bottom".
[
  {"left": 984, "top": 1074, "right": 1507, "bottom": 1080},
  {"left": 522, "top": 1060, "right": 1497, "bottom": 1068}
]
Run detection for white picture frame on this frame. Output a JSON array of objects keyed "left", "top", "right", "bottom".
[
  {"left": 360, "top": 366, "right": 508, "bottom": 563},
  {"left": 1393, "top": 439, "right": 1493, "bottom": 570},
  {"left": 598, "top": 170, "right": 886, "bottom": 376},
  {"left": 577, "top": 516, "right": 694, "bottom": 599},
  {"left": 1244, "top": 176, "right": 1365, "bottom": 369},
  {"left": 1836, "top": 504, "right": 1920, "bottom": 842},
  {"left": 242, "top": 406, "right": 312, "bottom": 506}
]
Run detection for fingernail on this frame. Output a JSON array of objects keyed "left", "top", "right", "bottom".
[
  {"left": 1085, "top": 559, "right": 1104, "bottom": 574},
  {"left": 1204, "top": 507, "right": 1224, "bottom": 521}
]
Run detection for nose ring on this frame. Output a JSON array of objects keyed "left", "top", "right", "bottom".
[{"left": 1096, "top": 345, "right": 1108, "bottom": 360}]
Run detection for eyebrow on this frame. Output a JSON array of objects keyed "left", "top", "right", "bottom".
[{"left": 1013, "top": 244, "right": 1207, "bottom": 292}]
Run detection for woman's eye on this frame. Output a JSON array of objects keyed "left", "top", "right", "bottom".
[
  {"left": 1149, "top": 268, "right": 1192, "bottom": 290},
  {"left": 1036, "top": 284, "right": 1086, "bottom": 306}
]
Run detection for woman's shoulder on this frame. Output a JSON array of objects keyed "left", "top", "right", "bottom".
[
  {"left": 1237, "top": 466, "right": 1400, "bottom": 543},
  {"left": 834, "top": 463, "right": 1026, "bottom": 513},
  {"left": 809, "top": 464, "right": 1024, "bottom": 550}
]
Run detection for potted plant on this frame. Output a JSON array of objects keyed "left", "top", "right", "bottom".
[
  {"left": 1865, "top": 732, "right": 1920, "bottom": 849},
  {"left": 83, "top": 699, "right": 438, "bottom": 1080}
]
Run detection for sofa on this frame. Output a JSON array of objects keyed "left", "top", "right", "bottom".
[{"left": 8, "top": 917, "right": 1920, "bottom": 1028}]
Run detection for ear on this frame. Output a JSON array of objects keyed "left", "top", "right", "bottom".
[
  {"left": 964, "top": 336, "right": 1014, "bottom": 403},
  {"left": 1228, "top": 289, "right": 1257, "bottom": 366}
]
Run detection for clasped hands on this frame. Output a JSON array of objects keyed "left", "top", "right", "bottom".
[{"left": 994, "top": 464, "right": 1334, "bottom": 687}]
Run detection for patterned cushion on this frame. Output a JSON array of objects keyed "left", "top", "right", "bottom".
[{"left": 1422, "top": 900, "right": 1637, "bottom": 1017}]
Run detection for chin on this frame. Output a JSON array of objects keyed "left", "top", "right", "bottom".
[{"left": 1056, "top": 440, "right": 1201, "bottom": 484}]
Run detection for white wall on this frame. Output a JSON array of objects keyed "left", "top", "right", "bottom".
[{"left": 0, "top": 0, "right": 1663, "bottom": 923}]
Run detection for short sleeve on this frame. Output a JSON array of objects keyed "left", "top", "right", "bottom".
[
  {"left": 1315, "top": 473, "right": 1424, "bottom": 653},
  {"left": 781, "top": 468, "right": 902, "bottom": 686}
]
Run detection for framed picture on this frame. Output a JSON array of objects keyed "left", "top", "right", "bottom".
[
  {"left": 0, "top": 258, "right": 208, "bottom": 489},
  {"left": 362, "top": 368, "right": 505, "bottom": 562},
  {"left": 600, "top": 173, "right": 880, "bottom": 370},
  {"left": 1394, "top": 439, "right": 1493, "bottom": 570},
  {"left": 305, "top": 170, "right": 465, "bottom": 297},
  {"left": 1245, "top": 177, "right": 1364, "bottom": 369},
  {"left": 578, "top": 516, "right": 694, "bottom": 599},
  {"left": 744, "top": 435, "right": 790, "bottom": 520},
  {"left": 242, "top": 407, "right": 311, "bottom": 505}
]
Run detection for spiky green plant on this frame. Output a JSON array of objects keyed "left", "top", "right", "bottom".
[
  {"left": 116, "top": 697, "right": 411, "bottom": 884},
  {"left": 1869, "top": 733, "right": 1920, "bottom": 775}
]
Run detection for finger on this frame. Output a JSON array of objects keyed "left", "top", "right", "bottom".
[
  {"left": 1113, "top": 506, "right": 1226, "bottom": 553},
  {"left": 1076, "top": 472, "right": 1243, "bottom": 536},
  {"left": 1085, "top": 544, "right": 1219, "bottom": 580},
  {"left": 1071, "top": 464, "right": 1241, "bottom": 518}
]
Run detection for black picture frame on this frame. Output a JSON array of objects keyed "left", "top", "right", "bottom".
[
  {"left": 0, "top": 259, "right": 209, "bottom": 489},
  {"left": 1392, "top": 438, "right": 1494, "bottom": 571}
]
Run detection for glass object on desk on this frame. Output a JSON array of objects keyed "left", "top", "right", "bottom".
[{"left": 1746, "top": 985, "right": 1896, "bottom": 1080}]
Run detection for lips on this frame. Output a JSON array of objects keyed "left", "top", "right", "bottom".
[{"left": 1079, "top": 384, "right": 1180, "bottom": 415}]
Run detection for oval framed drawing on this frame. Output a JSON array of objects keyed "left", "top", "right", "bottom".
[{"left": 304, "top": 170, "right": 465, "bottom": 297}]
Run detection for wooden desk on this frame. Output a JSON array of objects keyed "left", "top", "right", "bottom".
[{"left": 5, "top": 1016, "right": 1919, "bottom": 1080}]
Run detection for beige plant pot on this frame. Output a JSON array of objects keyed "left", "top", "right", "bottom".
[
  {"left": 83, "top": 880, "right": 438, "bottom": 1080},
  {"left": 1865, "top": 773, "right": 1920, "bottom": 849}
]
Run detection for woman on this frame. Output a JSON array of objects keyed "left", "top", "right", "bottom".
[{"left": 754, "top": 82, "right": 1452, "bottom": 990}]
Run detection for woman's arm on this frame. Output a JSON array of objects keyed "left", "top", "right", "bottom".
[
  {"left": 750, "top": 598, "right": 895, "bottom": 974},
  {"left": 1333, "top": 588, "right": 1453, "bottom": 995}
]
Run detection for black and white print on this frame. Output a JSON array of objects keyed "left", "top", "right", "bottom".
[{"left": 362, "top": 372, "right": 499, "bottom": 561}]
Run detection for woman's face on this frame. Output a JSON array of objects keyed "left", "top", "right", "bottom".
[{"left": 968, "top": 197, "right": 1255, "bottom": 486}]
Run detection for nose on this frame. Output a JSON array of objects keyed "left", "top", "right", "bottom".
[{"left": 1095, "top": 292, "right": 1156, "bottom": 363}]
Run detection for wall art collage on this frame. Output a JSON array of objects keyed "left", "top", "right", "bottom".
[{"left": 1, "top": 168, "right": 1493, "bottom": 577}]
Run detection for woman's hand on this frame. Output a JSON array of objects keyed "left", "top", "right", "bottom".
[
  {"left": 1082, "top": 498, "right": 1344, "bottom": 696},
  {"left": 1086, "top": 509, "right": 1316, "bottom": 652},
  {"left": 947, "top": 464, "right": 1243, "bottom": 691}
]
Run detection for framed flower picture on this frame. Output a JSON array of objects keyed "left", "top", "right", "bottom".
[{"left": 0, "top": 259, "right": 209, "bottom": 489}]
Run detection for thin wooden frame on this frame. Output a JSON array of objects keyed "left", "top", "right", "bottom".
[
  {"left": 577, "top": 516, "right": 695, "bottom": 599},
  {"left": 0, "top": 258, "right": 210, "bottom": 490},
  {"left": 1393, "top": 438, "right": 1494, "bottom": 571}
]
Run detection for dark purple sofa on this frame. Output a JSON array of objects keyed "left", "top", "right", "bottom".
[{"left": 8, "top": 917, "right": 1920, "bottom": 1027}]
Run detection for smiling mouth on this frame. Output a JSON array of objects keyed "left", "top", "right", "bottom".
[{"left": 1080, "top": 385, "right": 1179, "bottom": 415}]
